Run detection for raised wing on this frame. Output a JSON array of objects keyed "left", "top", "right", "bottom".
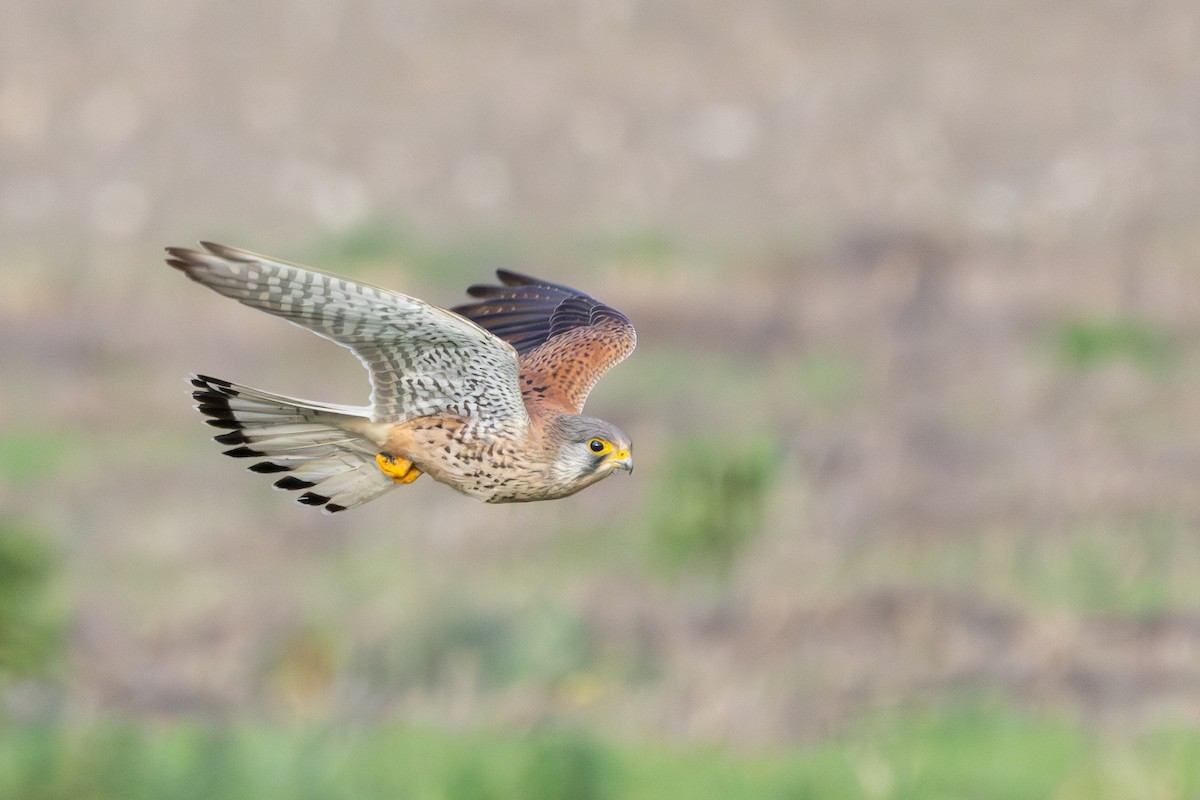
[
  {"left": 167, "top": 242, "right": 528, "bottom": 427},
  {"left": 452, "top": 270, "right": 636, "bottom": 415}
]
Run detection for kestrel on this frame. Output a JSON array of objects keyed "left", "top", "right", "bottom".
[{"left": 167, "top": 242, "right": 636, "bottom": 512}]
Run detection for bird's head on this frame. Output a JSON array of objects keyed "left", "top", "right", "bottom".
[{"left": 548, "top": 415, "right": 633, "bottom": 488}]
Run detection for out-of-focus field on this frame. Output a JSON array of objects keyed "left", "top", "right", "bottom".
[{"left": 4, "top": 1, "right": 1200, "bottom": 797}]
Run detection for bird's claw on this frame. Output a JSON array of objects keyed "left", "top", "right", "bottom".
[{"left": 376, "top": 453, "right": 422, "bottom": 484}]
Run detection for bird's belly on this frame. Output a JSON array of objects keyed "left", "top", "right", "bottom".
[
  {"left": 424, "top": 457, "right": 560, "bottom": 503},
  {"left": 386, "top": 417, "right": 553, "bottom": 502}
]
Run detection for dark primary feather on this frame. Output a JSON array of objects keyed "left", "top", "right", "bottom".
[{"left": 452, "top": 269, "right": 633, "bottom": 355}]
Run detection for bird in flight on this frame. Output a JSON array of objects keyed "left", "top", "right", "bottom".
[{"left": 167, "top": 242, "right": 636, "bottom": 512}]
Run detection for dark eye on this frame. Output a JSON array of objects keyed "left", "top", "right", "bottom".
[{"left": 589, "top": 438, "right": 607, "bottom": 453}]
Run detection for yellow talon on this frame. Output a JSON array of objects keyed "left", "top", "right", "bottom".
[{"left": 376, "top": 453, "right": 422, "bottom": 484}]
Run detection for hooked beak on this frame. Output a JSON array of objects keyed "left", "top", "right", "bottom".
[{"left": 610, "top": 449, "right": 633, "bottom": 473}]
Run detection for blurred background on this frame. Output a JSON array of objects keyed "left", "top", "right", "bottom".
[{"left": 3, "top": 0, "right": 1200, "bottom": 797}]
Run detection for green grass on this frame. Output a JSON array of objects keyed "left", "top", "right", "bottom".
[
  {"left": 571, "top": 229, "right": 687, "bottom": 271},
  {"left": 791, "top": 350, "right": 863, "bottom": 411},
  {"left": 0, "top": 522, "right": 63, "bottom": 679},
  {"left": 0, "top": 432, "right": 73, "bottom": 484},
  {"left": 647, "top": 434, "right": 780, "bottom": 579},
  {"left": 835, "top": 515, "right": 1200, "bottom": 615},
  {"left": 1055, "top": 317, "right": 1176, "bottom": 375},
  {"left": 309, "top": 221, "right": 691, "bottom": 275},
  {"left": 353, "top": 599, "right": 594, "bottom": 691},
  {"left": 600, "top": 348, "right": 863, "bottom": 426},
  {"left": 306, "top": 221, "right": 524, "bottom": 287},
  {"left": 2, "top": 704, "right": 1198, "bottom": 800}
]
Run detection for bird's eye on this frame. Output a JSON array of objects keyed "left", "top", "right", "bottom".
[{"left": 588, "top": 438, "right": 610, "bottom": 454}]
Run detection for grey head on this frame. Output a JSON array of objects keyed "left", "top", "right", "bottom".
[{"left": 546, "top": 414, "right": 633, "bottom": 491}]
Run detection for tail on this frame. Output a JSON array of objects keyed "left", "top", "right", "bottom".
[{"left": 190, "top": 375, "right": 394, "bottom": 513}]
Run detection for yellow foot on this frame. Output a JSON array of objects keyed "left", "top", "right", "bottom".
[{"left": 376, "top": 453, "right": 422, "bottom": 484}]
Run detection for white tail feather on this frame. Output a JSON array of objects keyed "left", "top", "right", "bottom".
[{"left": 190, "top": 375, "right": 395, "bottom": 513}]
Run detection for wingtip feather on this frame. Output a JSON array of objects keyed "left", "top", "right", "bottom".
[{"left": 199, "top": 241, "right": 255, "bottom": 261}]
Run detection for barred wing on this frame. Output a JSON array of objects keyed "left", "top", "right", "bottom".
[{"left": 167, "top": 242, "right": 528, "bottom": 427}]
